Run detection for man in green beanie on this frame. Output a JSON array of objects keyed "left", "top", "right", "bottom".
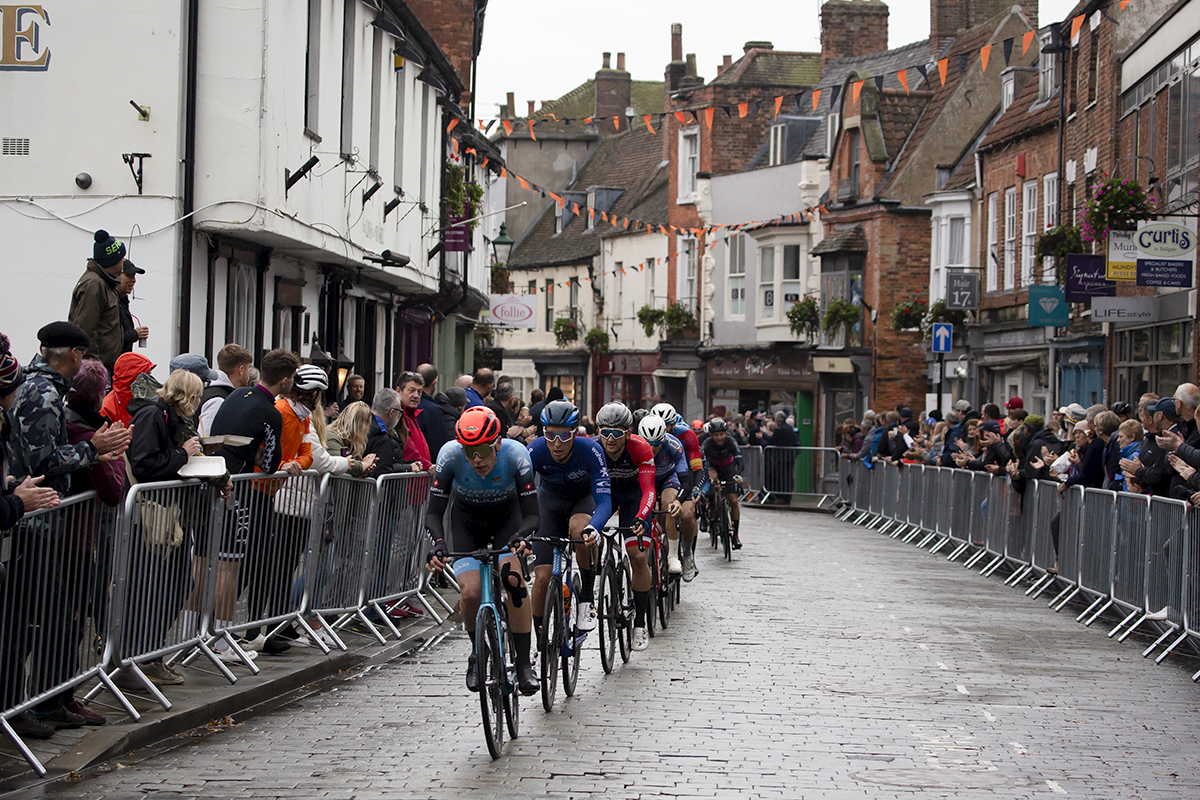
[{"left": 68, "top": 230, "right": 127, "bottom": 372}]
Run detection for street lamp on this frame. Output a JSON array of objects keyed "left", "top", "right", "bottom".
[
  {"left": 334, "top": 350, "right": 355, "bottom": 394},
  {"left": 491, "top": 221, "right": 514, "bottom": 265}
]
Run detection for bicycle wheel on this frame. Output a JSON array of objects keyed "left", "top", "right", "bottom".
[
  {"left": 657, "top": 539, "right": 670, "bottom": 630},
  {"left": 646, "top": 543, "right": 658, "bottom": 639},
  {"left": 539, "top": 579, "right": 561, "bottom": 712},
  {"left": 617, "top": 557, "right": 634, "bottom": 663},
  {"left": 709, "top": 498, "right": 718, "bottom": 549},
  {"left": 503, "top": 627, "right": 520, "bottom": 739},
  {"left": 562, "top": 572, "right": 581, "bottom": 697},
  {"left": 477, "top": 606, "right": 504, "bottom": 759},
  {"left": 722, "top": 503, "right": 733, "bottom": 562},
  {"left": 598, "top": 559, "right": 617, "bottom": 674}
]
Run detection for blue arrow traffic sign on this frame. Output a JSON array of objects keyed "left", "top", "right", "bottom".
[{"left": 932, "top": 323, "right": 952, "bottom": 353}]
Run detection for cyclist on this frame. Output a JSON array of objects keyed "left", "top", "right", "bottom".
[
  {"left": 425, "top": 407, "right": 539, "bottom": 696},
  {"left": 528, "top": 400, "right": 612, "bottom": 638},
  {"left": 638, "top": 414, "right": 691, "bottom": 577},
  {"left": 595, "top": 402, "right": 656, "bottom": 651},
  {"left": 650, "top": 402, "right": 709, "bottom": 581},
  {"left": 702, "top": 417, "right": 745, "bottom": 549}
]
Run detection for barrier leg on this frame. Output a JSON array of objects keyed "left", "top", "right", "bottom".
[
  {"left": 315, "top": 614, "right": 348, "bottom": 651},
  {"left": 1004, "top": 565, "right": 1033, "bottom": 586},
  {"left": 1137, "top": 622, "right": 1176, "bottom": 654},
  {"left": 1, "top": 715, "right": 46, "bottom": 777},
  {"left": 1107, "top": 607, "right": 1141, "bottom": 639},
  {"left": 369, "top": 600, "right": 404, "bottom": 641},
  {"left": 1120, "top": 607, "right": 1169, "bottom": 643},
  {"left": 928, "top": 536, "right": 952, "bottom": 555},
  {"left": 1082, "top": 598, "right": 1113, "bottom": 627},
  {"left": 1153, "top": 630, "right": 1190, "bottom": 664},
  {"left": 979, "top": 554, "right": 1005, "bottom": 577},
  {"left": 1050, "top": 584, "right": 1081, "bottom": 611},
  {"left": 1026, "top": 573, "right": 1056, "bottom": 597},
  {"left": 90, "top": 669, "right": 141, "bottom": 720},
  {"left": 963, "top": 548, "right": 988, "bottom": 569}
]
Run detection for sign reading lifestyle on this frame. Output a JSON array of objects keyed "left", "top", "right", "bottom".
[
  {"left": 1090, "top": 296, "right": 1158, "bottom": 322},
  {"left": 485, "top": 294, "right": 536, "bottom": 328},
  {"left": 1135, "top": 218, "right": 1196, "bottom": 288}
]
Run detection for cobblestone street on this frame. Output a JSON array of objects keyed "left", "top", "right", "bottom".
[{"left": 51, "top": 508, "right": 1200, "bottom": 799}]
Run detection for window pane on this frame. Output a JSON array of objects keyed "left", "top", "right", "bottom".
[
  {"left": 1132, "top": 328, "right": 1151, "bottom": 361},
  {"left": 948, "top": 218, "right": 965, "bottom": 265},
  {"left": 1168, "top": 79, "right": 1183, "bottom": 171},
  {"left": 783, "top": 245, "right": 801, "bottom": 280},
  {"left": 1160, "top": 322, "right": 1183, "bottom": 359},
  {"left": 760, "top": 246, "right": 775, "bottom": 282}
]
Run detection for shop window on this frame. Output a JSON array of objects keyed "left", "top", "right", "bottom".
[{"left": 728, "top": 234, "right": 746, "bottom": 318}]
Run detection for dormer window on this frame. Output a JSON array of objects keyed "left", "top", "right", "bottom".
[
  {"left": 554, "top": 202, "right": 563, "bottom": 234},
  {"left": 586, "top": 190, "right": 596, "bottom": 230},
  {"left": 1038, "top": 31, "right": 1058, "bottom": 102},
  {"left": 769, "top": 124, "right": 786, "bottom": 166},
  {"left": 1002, "top": 73, "right": 1015, "bottom": 113}
]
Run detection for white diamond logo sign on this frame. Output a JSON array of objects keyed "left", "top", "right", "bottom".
[{"left": 1039, "top": 297, "right": 1059, "bottom": 314}]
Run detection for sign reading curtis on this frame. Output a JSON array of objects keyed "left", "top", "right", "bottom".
[
  {"left": 1135, "top": 219, "right": 1196, "bottom": 288},
  {"left": 486, "top": 294, "right": 535, "bottom": 328},
  {"left": 0, "top": 5, "right": 50, "bottom": 70}
]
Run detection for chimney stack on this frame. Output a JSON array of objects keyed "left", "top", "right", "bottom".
[
  {"left": 671, "top": 23, "right": 683, "bottom": 62},
  {"left": 505, "top": 91, "right": 514, "bottom": 119},
  {"left": 819, "top": 0, "right": 889, "bottom": 76},
  {"left": 744, "top": 41, "right": 773, "bottom": 53},
  {"left": 595, "top": 49, "right": 632, "bottom": 130},
  {"left": 666, "top": 23, "right": 687, "bottom": 91},
  {"left": 528, "top": 100, "right": 536, "bottom": 118},
  {"left": 723, "top": 55, "right": 733, "bottom": 70},
  {"left": 685, "top": 53, "right": 697, "bottom": 76}
]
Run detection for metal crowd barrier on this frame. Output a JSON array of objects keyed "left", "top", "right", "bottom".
[
  {"left": 7, "top": 469, "right": 437, "bottom": 776},
  {"left": 757, "top": 447, "right": 842, "bottom": 507},
  {"left": 835, "top": 461, "right": 1200, "bottom": 678},
  {"left": 741, "top": 446, "right": 764, "bottom": 502}
]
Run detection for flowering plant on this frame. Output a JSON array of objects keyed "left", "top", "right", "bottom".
[
  {"left": 786, "top": 296, "right": 821, "bottom": 339},
  {"left": 891, "top": 297, "right": 926, "bottom": 332},
  {"left": 1081, "top": 177, "right": 1152, "bottom": 244},
  {"left": 919, "top": 298, "right": 967, "bottom": 340},
  {"left": 553, "top": 317, "right": 580, "bottom": 348}
]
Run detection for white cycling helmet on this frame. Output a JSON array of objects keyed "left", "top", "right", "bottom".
[
  {"left": 650, "top": 402, "right": 678, "bottom": 427},
  {"left": 293, "top": 364, "right": 330, "bottom": 392},
  {"left": 638, "top": 414, "right": 668, "bottom": 445}
]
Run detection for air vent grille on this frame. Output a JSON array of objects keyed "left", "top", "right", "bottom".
[{"left": 2, "top": 138, "right": 30, "bottom": 156}]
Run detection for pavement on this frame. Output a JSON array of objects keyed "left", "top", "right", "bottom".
[{"left": 10, "top": 506, "right": 1200, "bottom": 799}]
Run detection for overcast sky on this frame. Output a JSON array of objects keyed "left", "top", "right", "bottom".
[{"left": 475, "top": 1, "right": 1080, "bottom": 119}]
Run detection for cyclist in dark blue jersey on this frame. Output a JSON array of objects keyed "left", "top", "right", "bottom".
[
  {"left": 425, "top": 407, "right": 539, "bottom": 695},
  {"left": 702, "top": 417, "right": 745, "bottom": 548},
  {"left": 527, "top": 400, "right": 612, "bottom": 635},
  {"left": 638, "top": 415, "right": 692, "bottom": 576},
  {"left": 651, "top": 403, "right": 709, "bottom": 580}
]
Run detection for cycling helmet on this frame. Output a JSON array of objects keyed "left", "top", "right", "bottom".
[
  {"left": 293, "top": 364, "right": 330, "bottom": 392},
  {"left": 631, "top": 408, "right": 650, "bottom": 428},
  {"left": 651, "top": 402, "right": 678, "bottom": 426},
  {"left": 691, "top": 419, "right": 703, "bottom": 431},
  {"left": 638, "top": 415, "right": 668, "bottom": 445},
  {"left": 709, "top": 417, "right": 728, "bottom": 432},
  {"left": 1112, "top": 401, "right": 1132, "bottom": 416},
  {"left": 596, "top": 402, "right": 634, "bottom": 429},
  {"left": 541, "top": 399, "right": 581, "bottom": 428},
  {"left": 456, "top": 407, "right": 502, "bottom": 446}
]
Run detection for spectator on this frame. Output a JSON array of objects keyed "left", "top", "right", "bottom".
[
  {"left": 101, "top": 352, "right": 155, "bottom": 426},
  {"left": 454, "top": 374, "right": 472, "bottom": 390},
  {"left": 415, "top": 363, "right": 448, "bottom": 460},
  {"left": 327, "top": 373, "right": 365, "bottom": 421},
  {"left": 1110, "top": 418, "right": 1143, "bottom": 492},
  {"left": 169, "top": 353, "right": 217, "bottom": 386},
  {"left": 324, "top": 401, "right": 377, "bottom": 477},
  {"left": 68, "top": 231, "right": 127, "bottom": 371},
  {"left": 199, "top": 344, "right": 253, "bottom": 436},
  {"left": 465, "top": 368, "right": 494, "bottom": 409},
  {"left": 365, "top": 388, "right": 405, "bottom": 474},
  {"left": 1060, "top": 420, "right": 1105, "bottom": 493},
  {"left": 438, "top": 386, "right": 468, "bottom": 443},
  {"left": 529, "top": 385, "right": 561, "bottom": 438},
  {"left": 1008, "top": 414, "right": 1059, "bottom": 495},
  {"left": 529, "top": 388, "right": 545, "bottom": 408},
  {"left": 488, "top": 382, "right": 521, "bottom": 437},
  {"left": 210, "top": 349, "right": 299, "bottom": 475},
  {"left": 115, "top": 259, "right": 148, "bottom": 356},
  {"left": 1003, "top": 396, "right": 1023, "bottom": 433},
  {"left": 1111, "top": 401, "right": 1133, "bottom": 423},
  {"left": 125, "top": 368, "right": 207, "bottom": 687},
  {"left": 395, "top": 371, "right": 431, "bottom": 472},
  {"left": 65, "top": 360, "right": 125, "bottom": 505},
  {"left": 1153, "top": 383, "right": 1200, "bottom": 470},
  {"left": 1091, "top": 410, "right": 1122, "bottom": 489},
  {"left": 1121, "top": 396, "right": 1176, "bottom": 496},
  {"left": 939, "top": 400, "right": 972, "bottom": 465},
  {"left": 765, "top": 410, "right": 798, "bottom": 504},
  {"left": 964, "top": 420, "right": 1013, "bottom": 474}
]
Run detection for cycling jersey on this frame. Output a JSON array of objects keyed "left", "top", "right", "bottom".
[
  {"left": 671, "top": 423, "right": 705, "bottom": 474},
  {"left": 702, "top": 436, "right": 744, "bottom": 471},
  {"left": 527, "top": 435, "right": 613, "bottom": 531},
  {"left": 425, "top": 439, "right": 538, "bottom": 545},
  {"left": 603, "top": 433, "right": 656, "bottom": 535},
  {"left": 653, "top": 432, "right": 689, "bottom": 493}
]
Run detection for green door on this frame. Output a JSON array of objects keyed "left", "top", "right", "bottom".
[{"left": 795, "top": 391, "right": 814, "bottom": 493}]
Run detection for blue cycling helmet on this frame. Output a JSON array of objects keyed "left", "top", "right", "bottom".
[{"left": 541, "top": 399, "right": 580, "bottom": 428}]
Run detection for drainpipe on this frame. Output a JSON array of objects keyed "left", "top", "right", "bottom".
[{"left": 179, "top": 0, "right": 199, "bottom": 353}]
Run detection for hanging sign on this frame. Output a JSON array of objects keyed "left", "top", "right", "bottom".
[
  {"left": 486, "top": 294, "right": 535, "bottom": 328},
  {"left": 1107, "top": 230, "right": 1137, "bottom": 281},
  {"left": 1064, "top": 254, "right": 1115, "bottom": 301},
  {"left": 1135, "top": 219, "right": 1196, "bottom": 288}
]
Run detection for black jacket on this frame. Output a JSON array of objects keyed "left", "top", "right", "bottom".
[
  {"left": 1103, "top": 435, "right": 1122, "bottom": 489},
  {"left": 365, "top": 416, "right": 405, "bottom": 475},
  {"left": 211, "top": 385, "right": 283, "bottom": 475},
  {"left": 966, "top": 437, "right": 1014, "bottom": 472},
  {"left": 127, "top": 396, "right": 190, "bottom": 482},
  {"left": 1012, "top": 426, "right": 1060, "bottom": 493},
  {"left": 417, "top": 393, "right": 448, "bottom": 462},
  {"left": 435, "top": 393, "right": 462, "bottom": 444},
  {"left": 117, "top": 292, "right": 138, "bottom": 354},
  {"left": 768, "top": 422, "right": 799, "bottom": 448},
  {"left": 1133, "top": 424, "right": 1180, "bottom": 496},
  {"left": 1064, "top": 436, "right": 1106, "bottom": 489}
]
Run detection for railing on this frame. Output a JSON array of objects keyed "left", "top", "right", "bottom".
[
  {"left": 5, "top": 469, "right": 435, "bottom": 776},
  {"left": 745, "top": 446, "right": 842, "bottom": 507},
  {"left": 836, "top": 461, "right": 1200, "bottom": 677}
]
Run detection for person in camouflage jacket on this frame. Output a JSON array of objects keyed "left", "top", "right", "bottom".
[{"left": 7, "top": 324, "right": 131, "bottom": 497}]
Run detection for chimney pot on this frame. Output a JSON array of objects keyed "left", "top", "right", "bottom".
[
  {"left": 723, "top": 54, "right": 733, "bottom": 69},
  {"left": 685, "top": 53, "right": 697, "bottom": 76},
  {"left": 744, "top": 41, "right": 773, "bottom": 53},
  {"left": 616, "top": 52, "right": 626, "bottom": 71},
  {"left": 527, "top": 100, "right": 535, "bottom": 117},
  {"left": 505, "top": 91, "right": 515, "bottom": 119},
  {"left": 602, "top": 52, "right": 611, "bottom": 69},
  {"left": 671, "top": 23, "right": 683, "bottom": 62}
]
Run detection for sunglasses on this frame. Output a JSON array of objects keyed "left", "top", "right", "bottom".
[
  {"left": 599, "top": 428, "right": 627, "bottom": 440},
  {"left": 544, "top": 429, "right": 575, "bottom": 442},
  {"left": 463, "top": 442, "right": 498, "bottom": 460}
]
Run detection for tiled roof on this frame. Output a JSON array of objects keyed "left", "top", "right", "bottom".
[
  {"left": 710, "top": 49, "right": 822, "bottom": 88},
  {"left": 501, "top": 78, "right": 664, "bottom": 139},
  {"left": 812, "top": 224, "right": 868, "bottom": 255},
  {"left": 509, "top": 126, "right": 666, "bottom": 268},
  {"left": 877, "top": 89, "right": 931, "bottom": 160},
  {"left": 978, "top": 72, "right": 1058, "bottom": 151},
  {"left": 803, "top": 39, "right": 932, "bottom": 158}
]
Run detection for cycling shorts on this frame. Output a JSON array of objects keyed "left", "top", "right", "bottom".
[
  {"left": 713, "top": 463, "right": 739, "bottom": 489},
  {"left": 448, "top": 497, "right": 523, "bottom": 578},
  {"left": 611, "top": 483, "right": 650, "bottom": 549},
  {"left": 654, "top": 473, "right": 681, "bottom": 497},
  {"left": 533, "top": 489, "right": 595, "bottom": 567}
]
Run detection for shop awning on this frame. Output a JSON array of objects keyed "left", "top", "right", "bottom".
[
  {"left": 974, "top": 352, "right": 1042, "bottom": 369},
  {"left": 653, "top": 368, "right": 691, "bottom": 379}
]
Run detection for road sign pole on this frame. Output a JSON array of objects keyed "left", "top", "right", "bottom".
[{"left": 938, "top": 352, "right": 945, "bottom": 416}]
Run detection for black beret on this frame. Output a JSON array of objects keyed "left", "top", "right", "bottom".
[{"left": 37, "top": 321, "right": 91, "bottom": 350}]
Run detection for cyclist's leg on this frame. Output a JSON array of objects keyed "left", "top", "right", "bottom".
[
  {"left": 568, "top": 503, "right": 597, "bottom": 602},
  {"left": 661, "top": 485, "right": 683, "bottom": 573},
  {"left": 448, "top": 501, "right": 486, "bottom": 635},
  {"left": 531, "top": 490, "right": 570, "bottom": 640},
  {"left": 615, "top": 491, "right": 652, "bottom": 631}
]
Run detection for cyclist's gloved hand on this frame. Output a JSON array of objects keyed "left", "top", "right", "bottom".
[
  {"left": 426, "top": 538, "right": 448, "bottom": 570},
  {"left": 580, "top": 525, "right": 599, "bottom": 547},
  {"left": 690, "top": 486, "right": 704, "bottom": 502},
  {"left": 507, "top": 533, "right": 531, "bottom": 557}
]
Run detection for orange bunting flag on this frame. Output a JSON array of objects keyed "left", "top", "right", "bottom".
[
  {"left": 704, "top": 107, "right": 715, "bottom": 130},
  {"left": 812, "top": 89, "right": 821, "bottom": 111},
  {"left": 774, "top": 96, "right": 784, "bottom": 119},
  {"left": 937, "top": 58, "right": 948, "bottom": 87},
  {"left": 527, "top": 120, "right": 536, "bottom": 140},
  {"left": 479, "top": 120, "right": 488, "bottom": 130},
  {"left": 1070, "top": 14, "right": 1085, "bottom": 42},
  {"left": 502, "top": 120, "right": 513, "bottom": 136},
  {"left": 600, "top": 211, "right": 608, "bottom": 222},
  {"left": 674, "top": 111, "right": 688, "bottom": 124},
  {"left": 1022, "top": 30, "right": 1035, "bottom": 54},
  {"left": 613, "top": 116, "right": 621, "bottom": 130},
  {"left": 584, "top": 117, "right": 593, "bottom": 124},
  {"left": 623, "top": 218, "right": 630, "bottom": 229},
  {"left": 644, "top": 115, "right": 657, "bottom": 133},
  {"left": 547, "top": 113, "right": 559, "bottom": 121},
  {"left": 898, "top": 69, "right": 909, "bottom": 94},
  {"left": 517, "top": 175, "right": 529, "bottom": 191},
  {"left": 446, "top": 118, "right": 459, "bottom": 133},
  {"left": 450, "top": 137, "right": 459, "bottom": 154},
  {"left": 465, "top": 147, "right": 477, "bottom": 156},
  {"left": 588, "top": 208, "right": 595, "bottom": 222},
  {"left": 1119, "top": 0, "right": 1130, "bottom": 7},
  {"left": 572, "top": 203, "right": 580, "bottom": 214},
  {"left": 852, "top": 80, "right": 864, "bottom": 103},
  {"left": 738, "top": 102, "right": 749, "bottom": 118},
  {"left": 980, "top": 43, "right": 991, "bottom": 72},
  {"left": 480, "top": 158, "right": 489, "bottom": 170},
  {"left": 500, "top": 167, "right": 507, "bottom": 178}
]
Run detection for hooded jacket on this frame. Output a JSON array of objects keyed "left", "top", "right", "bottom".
[
  {"left": 69, "top": 259, "right": 125, "bottom": 371},
  {"left": 435, "top": 392, "right": 461, "bottom": 443},
  {"left": 101, "top": 352, "right": 156, "bottom": 426},
  {"left": 417, "top": 392, "right": 448, "bottom": 460},
  {"left": 7, "top": 356, "right": 101, "bottom": 496},
  {"left": 126, "top": 395, "right": 190, "bottom": 482}
]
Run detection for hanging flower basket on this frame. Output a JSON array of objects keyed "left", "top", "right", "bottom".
[
  {"left": 1081, "top": 177, "right": 1152, "bottom": 244},
  {"left": 583, "top": 328, "right": 610, "bottom": 353},
  {"left": 553, "top": 318, "right": 580, "bottom": 348},
  {"left": 787, "top": 296, "right": 821, "bottom": 339},
  {"left": 822, "top": 298, "right": 861, "bottom": 335},
  {"left": 891, "top": 298, "right": 926, "bottom": 332}
]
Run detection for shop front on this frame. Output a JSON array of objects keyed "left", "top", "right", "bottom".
[
  {"left": 595, "top": 352, "right": 661, "bottom": 415},
  {"left": 528, "top": 350, "right": 591, "bottom": 411},
  {"left": 706, "top": 350, "right": 818, "bottom": 446}
]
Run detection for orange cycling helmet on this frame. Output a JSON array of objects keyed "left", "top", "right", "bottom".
[{"left": 456, "top": 407, "right": 502, "bottom": 447}]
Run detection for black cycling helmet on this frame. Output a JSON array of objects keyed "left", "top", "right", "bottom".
[
  {"left": 709, "top": 417, "right": 728, "bottom": 432},
  {"left": 541, "top": 399, "right": 580, "bottom": 428},
  {"left": 1112, "top": 401, "right": 1132, "bottom": 416},
  {"left": 632, "top": 408, "right": 650, "bottom": 428}
]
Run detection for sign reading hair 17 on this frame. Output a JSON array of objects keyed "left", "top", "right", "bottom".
[
  {"left": 1136, "top": 219, "right": 1196, "bottom": 288},
  {"left": 0, "top": 5, "right": 50, "bottom": 71}
]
